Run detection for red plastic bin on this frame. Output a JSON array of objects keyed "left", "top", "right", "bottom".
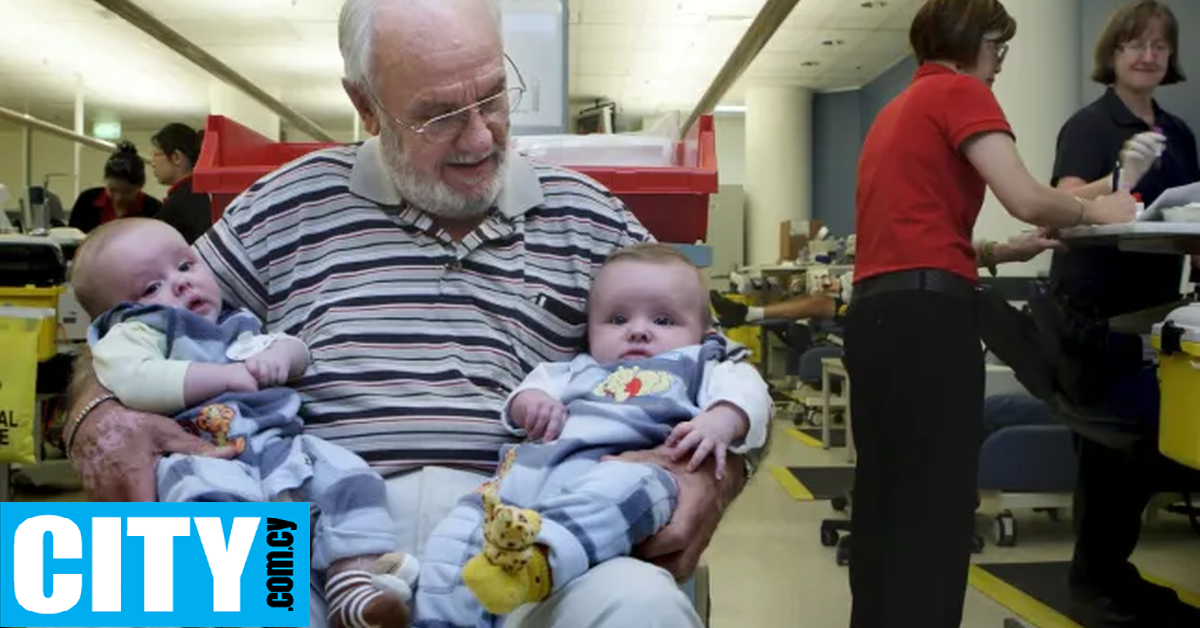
[{"left": 194, "top": 114, "right": 718, "bottom": 243}]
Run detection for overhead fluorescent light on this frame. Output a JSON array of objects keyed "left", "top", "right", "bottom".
[
  {"left": 714, "top": 105, "right": 746, "bottom": 114},
  {"left": 92, "top": 120, "right": 122, "bottom": 140}
]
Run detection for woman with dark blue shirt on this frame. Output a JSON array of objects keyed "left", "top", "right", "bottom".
[{"left": 1049, "top": 2, "right": 1200, "bottom": 626}]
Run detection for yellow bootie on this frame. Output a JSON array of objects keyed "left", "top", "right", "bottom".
[{"left": 462, "top": 490, "right": 552, "bottom": 614}]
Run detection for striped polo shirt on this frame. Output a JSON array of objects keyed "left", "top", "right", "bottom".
[{"left": 195, "top": 137, "right": 656, "bottom": 475}]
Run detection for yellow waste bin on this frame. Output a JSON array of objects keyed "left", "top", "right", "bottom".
[
  {"left": 0, "top": 286, "right": 63, "bottom": 361},
  {"left": 1151, "top": 303, "right": 1200, "bottom": 470},
  {"left": 0, "top": 307, "right": 48, "bottom": 464}
]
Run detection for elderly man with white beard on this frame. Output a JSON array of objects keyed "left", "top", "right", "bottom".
[{"left": 61, "top": 0, "right": 756, "bottom": 626}]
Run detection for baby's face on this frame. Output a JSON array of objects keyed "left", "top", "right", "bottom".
[
  {"left": 587, "top": 260, "right": 708, "bottom": 363},
  {"left": 99, "top": 221, "right": 222, "bottom": 322}
]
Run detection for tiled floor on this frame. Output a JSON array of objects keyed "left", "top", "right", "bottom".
[{"left": 702, "top": 418, "right": 1200, "bottom": 628}]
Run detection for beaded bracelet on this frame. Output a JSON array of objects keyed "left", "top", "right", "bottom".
[{"left": 63, "top": 393, "right": 116, "bottom": 458}]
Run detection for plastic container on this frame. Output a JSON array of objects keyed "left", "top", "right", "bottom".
[
  {"left": 0, "top": 288, "right": 64, "bottom": 361},
  {"left": 569, "top": 115, "right": 717, "bottom": 243},
  {"left": 512, "top": 134, "right": 676, "bottom": 167},
  {"left": 1150, "top": 302, "right": 1200, "bottom": 469},
  {"left": 193, "top": 114, "right": 719, "bottom": 243},
  {"left": 193, "top": 116, "right": 330, "bottom": 222}
]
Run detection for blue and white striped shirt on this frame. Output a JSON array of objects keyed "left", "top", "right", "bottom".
[{"left": 196, "top": 138, "right": 661, "bottom": 474}]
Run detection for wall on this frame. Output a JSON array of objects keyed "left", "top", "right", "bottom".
[
  {"left": 713, "top": 113, "right": 746, "bottom": 186},
  {"left": 810, "top": 56, "right": 915, "bottom": 235},
  {"left": 811, "top": 90, "right": 861, "bottom": 235},
  {"left": 859, "top": 56, "right": 919, "bottom": 137},
  {"left": 1080, "top": 0, "right": 1200, "bottom": 132}
]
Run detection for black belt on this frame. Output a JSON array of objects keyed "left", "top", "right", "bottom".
[{"left": 853, "top": 268, "right": 978, "bottom": 302}]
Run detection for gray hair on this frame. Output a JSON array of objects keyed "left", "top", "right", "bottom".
[{"left": 338, "top": 0, "right": 503, "bottom": 90}]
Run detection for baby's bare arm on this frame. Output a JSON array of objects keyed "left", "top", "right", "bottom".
[{"left": 184, "top": 363, "right": 257, "bottom": 406}]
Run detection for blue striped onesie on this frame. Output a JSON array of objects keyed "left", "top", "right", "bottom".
[
  {"left": 412, "top": 338, "right": 769, "bottom": 627},
  {"left": 88, "top": 303, "right": 398, "bottom": 571}
]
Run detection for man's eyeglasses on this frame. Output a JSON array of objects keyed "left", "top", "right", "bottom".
[{"left": 368, "top": 54, "right": 527, "bottom": 144}]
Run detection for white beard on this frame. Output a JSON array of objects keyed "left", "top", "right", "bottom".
[{"left": 379, "top": 121, "right": 506, "bottom": 220}]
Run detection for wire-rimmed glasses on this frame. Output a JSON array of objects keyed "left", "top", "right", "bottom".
[{"left": 368, "top": 54, "right": 527, "bottom": 143}]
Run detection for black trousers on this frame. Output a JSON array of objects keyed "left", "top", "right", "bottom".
[
  {"left": 1071, "top": 431, "right": 1200, "bottom": 590},
  {"left": 844, "top": 289, "right": 983, "bottom": 628}
]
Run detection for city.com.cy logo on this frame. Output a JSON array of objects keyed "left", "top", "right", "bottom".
[{"left": 0, "top": 502, "right": 310, "bottom": 627}]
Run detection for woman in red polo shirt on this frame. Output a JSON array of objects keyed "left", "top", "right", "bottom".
[
  {"left": 68, "top": 142, "right": 162, "bottom": 234},
  {"left": 845, "top": 1, "right": 1136, "bottom": 626}
]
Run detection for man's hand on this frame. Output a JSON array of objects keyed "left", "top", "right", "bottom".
[
  {"left": 70, "top": 401, "right": 239, "bottom": 501},
  {"left": 509, "top": 389, "right": 567, "bottom": 442},
  {"left": 608, "top": 445, "right": 745, "bottom": 582}
]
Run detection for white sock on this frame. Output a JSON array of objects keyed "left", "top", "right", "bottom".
[{"left": 747, "top": 306, "right": 765, "bottom": 322}]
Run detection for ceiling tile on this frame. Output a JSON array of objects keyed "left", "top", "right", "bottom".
[
  {"left": 578, "top": 49, "right": 634, "bottom": 76},
  {"left": 821, "top": 0, "right": 921, "bottom": 31},
  {"left": 573, "top": 23, "right": 640, "bottom": 50},
  {"left": 855, "top": 29, "right": 911, "bottom": 55},
  {"left": 578, "top": 0, "right": 643, "bottom": 25},
  {"left": 633, "top": 24, "right": 702, "bottom": 53},
  {"left": 570, "top": 75, "right": 626, "bottom": 100},
  {"left": 167, "top": 19, "right": 301, "bottom": 46}
]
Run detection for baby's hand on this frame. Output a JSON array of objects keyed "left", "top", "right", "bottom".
[
  {"left": 244, "top": 351, "right": 292, "bottom": 388},
  {"left": 666, "top": 404, "right": 749, "bottom": 480},
  {"left": 509, "top": 389, "right": 567, "bottom": 442},
  {"left": 225, "top": 363, "right": 260, "bottom": 393}
]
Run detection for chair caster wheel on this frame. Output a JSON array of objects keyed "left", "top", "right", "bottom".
[
  {"left": 820, "top": 521, "right": 840, "bottom": 547},
  {"left": 994, "top": 511, "right": 1017, "bottom": 547},
  {"left": 831, "top": 495, "right": 849, "bottom": 512},
  {"left": 835, "top": 536, "right": 852, "bottom": 566}
]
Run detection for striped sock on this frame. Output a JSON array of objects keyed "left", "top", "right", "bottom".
[{"left": 325, "top": 570, "right": 394, "bottom": 628}]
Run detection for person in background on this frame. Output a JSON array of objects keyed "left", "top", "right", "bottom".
[
  {"left": 846, "top": 0, "right": 1135, "bottom": 626},
  {"left": 150, "top": 122, "right": 214, "bottom": 244},
  {"left": 1048, "top": 2, "right": 1200, "bottom": 625},
  {"left": 68, "top": 141, "right": 161, "bottom": 234}
]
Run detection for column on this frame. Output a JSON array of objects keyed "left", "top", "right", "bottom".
[
  {"left": 974, "top": 0, "right": 1082, "bottom": 275},
  {"left": 209, "top": 80, "right": 281, "bottom": 140},
  {"left": 744, "top": 85, "right": 813, "bottom": 265},
  {"left": 73, "top": 79, "right": 85, "bottom": 201}
]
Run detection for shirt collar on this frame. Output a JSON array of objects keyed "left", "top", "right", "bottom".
[
  {"left": 348, "top": 136, "right": 544, "bottom": 219},
  {"left": 92, "top": 188, "right": 111, "bottom": 209},
  {"left": 1101, "top": 87, "right": 1175, "bottom": 131},
  {"left": 167, "top": 174, "right": 193, "bottom": 198},
  {"left": 913, "top": 62, "right": 958, "bottom": 81}
]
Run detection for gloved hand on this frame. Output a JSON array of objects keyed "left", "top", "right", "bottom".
[{"left": 1118, "top": 130, "right": 1167, "bottom": 191}]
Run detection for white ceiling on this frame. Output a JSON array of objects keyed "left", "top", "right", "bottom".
[{"left": 0, "top": 0, "right": 921, "bottom": 134}]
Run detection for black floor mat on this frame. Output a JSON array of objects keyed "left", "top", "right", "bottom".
[
  {"left": 975, "top": 561, "right": 1200, "bottom": 627},
  {"left": 977, "top": 562, "right": 1085, "bottom": 624},
  {"left": 786, "top": 466, "right": 854, "bottom": 500}
]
